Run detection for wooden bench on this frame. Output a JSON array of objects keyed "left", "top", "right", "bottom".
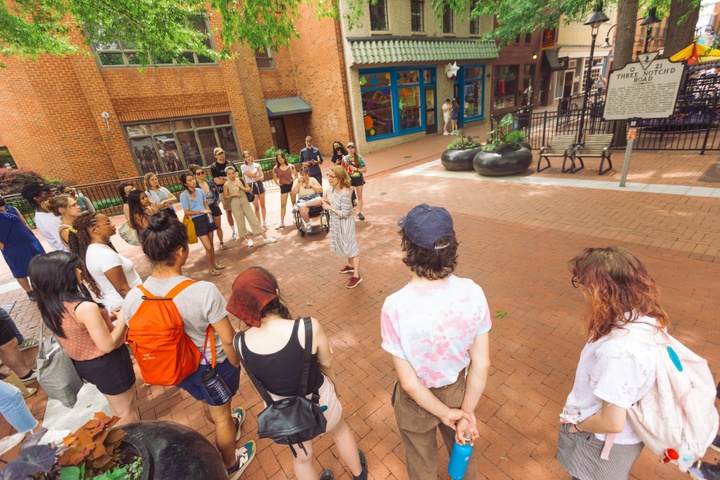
[
  {"left": 537, "top": 134, "right": 576, "bottom": 172},
  {"left": 569, "top": 133, "right": 614, "bottom": 175}
]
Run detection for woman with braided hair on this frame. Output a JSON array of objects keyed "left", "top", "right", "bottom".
[{"left": 68, "top": 212, "right": 141, "bottom": 311}]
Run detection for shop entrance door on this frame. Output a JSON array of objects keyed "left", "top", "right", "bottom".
[{"left": 425, "top": 87, "right": 437, "bottom": 134}]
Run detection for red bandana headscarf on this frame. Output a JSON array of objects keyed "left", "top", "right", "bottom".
[{"left": 227, "top": 269, "right": 278, "bottom": 327}]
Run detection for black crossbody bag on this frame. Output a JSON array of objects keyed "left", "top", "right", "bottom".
[{"left": 235, "top": 317, "right": 327, "bottom": 456}]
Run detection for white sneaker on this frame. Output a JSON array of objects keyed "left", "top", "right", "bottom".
[
  {"left": 263, "top": 222, "right": 268, "bottom": 229},
  {"left": 443, "top": 131, "right": 450, "bottom": 135},
  {"left": 305, "top": 224, "right": 313, "bottom": 234},
  {"left": 264, "top": 237, "right": 277, "bottom": 244},
  {"left": 247, "top": 238, "right": 254, "bottom": 247},
  {"left": 231, "top": 230, "right": 238, "bottom": 240},
  {"left": 275, "top": 222, "right": 284, "bottom": 230}
]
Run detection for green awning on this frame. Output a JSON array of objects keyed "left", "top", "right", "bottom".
[
  {"left": 348, "top": 38, "right": 498, "bottom": 65},
  {"left": 265, "top": 97, "right": 312, "bottom": 117}
]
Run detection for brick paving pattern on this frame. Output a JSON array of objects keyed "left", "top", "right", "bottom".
[{"left": 1, "top": 134, "right": 719, "bottom": 479}]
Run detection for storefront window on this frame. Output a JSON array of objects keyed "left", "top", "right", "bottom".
[
  {"left": 494, "top": 65, "right": 519, "bottom": 109},
  {"left": 123, "top": 114, "right": 239, "bottom": 175},
  {"left": 360, "top": 67, "right": 436, "bottom": 141},
  {"left": 522, "top": 64, "right": 535, "bottom": 106},
  {"left": 459, "top": 65, "right": 485, "bottom": 121}
]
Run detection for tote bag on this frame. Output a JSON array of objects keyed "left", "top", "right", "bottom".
[
  {"left": 183, "top": 215, "right": 198, "bottom": 244},
  {"left": 36, "top": 320, "right": 83, "bottom": 408},
  {"left": 118, "top": 221, "right": 140, "bottom": 246}
]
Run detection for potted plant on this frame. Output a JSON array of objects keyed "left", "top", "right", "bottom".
[
  {"left": 473, "top": 113, "right": 533, "bottom": 177},
  {"left": 440, "top": 131, "right": 483, "bottom": 171},
  {"left": 1, "top": 414, "right": 228, "bottom": 480}
]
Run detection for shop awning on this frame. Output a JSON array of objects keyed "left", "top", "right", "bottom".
[
  {"left": 347, "top": 38, "right": 498, "bottom": 65},
  {"left": 542, "top": 50, "right": 564, "bottom": 71},
  {"left": 265, "top": 97, "right": 312, "bottom": 117}
]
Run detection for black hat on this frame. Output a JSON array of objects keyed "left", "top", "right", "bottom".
[{"left": 21, "top": 182, "right": 52, "bottom": 204}]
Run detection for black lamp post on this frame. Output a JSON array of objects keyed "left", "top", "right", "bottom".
[
  {"left": 641, "top": 7, "right": 661, "bottom": 54},
  {"left": 578, "top": 4, "right": 609, "bottom": 143}
]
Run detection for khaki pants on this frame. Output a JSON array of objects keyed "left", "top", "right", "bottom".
[{"left": 392, "top": 373, "right": 477, "bottom": 480}]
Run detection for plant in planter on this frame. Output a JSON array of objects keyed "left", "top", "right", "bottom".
[
  {"left": 473, "top": 113, "right": 533, "bottom": 177},
  {"left": 441, "top": 130, "right": 484, "bottom": 171},
  {"left": 0, "top": 412, "right": 143, "bottom": 480}
]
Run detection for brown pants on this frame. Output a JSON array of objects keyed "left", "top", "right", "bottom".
[{"left": 392, "top": 373, "right": 478, "bottom": 480}]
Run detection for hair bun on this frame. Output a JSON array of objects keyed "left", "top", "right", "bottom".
[{"left": 147, "top": 210, "right": 171, "bottom": 231}]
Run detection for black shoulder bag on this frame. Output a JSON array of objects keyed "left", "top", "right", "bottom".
[{"left": 235, "top": 317, "right": 327, "bottom": 456}]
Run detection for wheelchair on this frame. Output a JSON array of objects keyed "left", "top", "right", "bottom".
[{"left": 293, "top": 204, "right": 330, "bottom": 237}]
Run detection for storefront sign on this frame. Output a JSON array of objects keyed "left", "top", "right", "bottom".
[{"left": 603, "top": 55, "right": 683, "bottom": 121}]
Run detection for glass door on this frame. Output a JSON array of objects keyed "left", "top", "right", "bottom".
[{"left": 424, "top": 87, "right": 437, "bottom": 134}]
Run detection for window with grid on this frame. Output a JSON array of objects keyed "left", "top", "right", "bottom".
[
  {"left": 370, "top": 0, "right": 388, "bottom": 31},
  {"left": 92, "top": 17, "right": 216, "bottom": 67},
  {"left": 442, "top": 7, "right": 453, "bottom": 34},
  {"left": 255, "top": 48, "right": 275, "bottom": 69},
  {"left": 469, "top": 0, "right": 480, "bottom": 35},
  {"left": 411, "top": 0, "right": 424, "bottom": 32}
]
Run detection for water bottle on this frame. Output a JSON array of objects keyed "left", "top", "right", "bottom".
[
  {"left": 201, "top": 367, "right": 231, "bottom": 405},
  {"left": 448, "top": 432, "right": 473, "bottom": 480},
  {"left": 676, "top": 442, "right": 695, "bottom": 472}
]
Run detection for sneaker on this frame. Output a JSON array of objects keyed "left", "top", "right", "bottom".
[
  {"left": 232, "top": 407, "right": 246, "bottom": 441},
  {"left": 320, "top": 470, "right": 334, "bottom": 480},
  {"left": 690, "top": 460, "right": 720, "bottom": 480},
  {"left": 27, "top": 291, "right": 36, "bottom": 302},
  {"left": 292, "top": 204, "right": 300, "bottom": 213},
  {"left": 263, "top": 237, "right": 277, "bottom": 244},
  {"left": 710, "top": 434, "right": 720, "bottom": 453},
  {"left": 346, "top": 276, "right": 362, "bottom": 289},
  {"left": 443, "top": 131, "right": 450, "bottom": 136},
  {"left": 306, "top": 224, "right": 313, "bottom": 234},
  {"left": 227, "top": 441, "right": 256, "bottom": 480},
  {"left": 247, "top": 238, "right": 254, "bottom": 247},
  {"left": 357, "top": 213, "right": 365, "bottom": 221},
  {"left": 19, "top": 369, "right": 37, "bottom": 385},
  {"left": 339, "top": 266, "right": 355, "bottom": 274},
  {"left": 262, "top": 222, "right": 268, "bottom": 229},
  {"left": 354, "top": 449, "right": 368, "bottom": 480},
  {"left": 275, "top": 222, "right": 285, "bottom": 230},
  {"left": 17, "top": 338, "right": 39, "bottom": 351},
  {"left": 231, "top": 230, "right": 238, "bottom": 240}
]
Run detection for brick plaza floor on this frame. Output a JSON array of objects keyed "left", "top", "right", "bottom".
[{"left": 2, "top": 133, "right": 720, "bottom": 479}]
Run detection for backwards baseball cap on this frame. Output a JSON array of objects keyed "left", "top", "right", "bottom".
[
  {"left": 21, "top": 182, "right": 52, "bottom": 203},
  {"left": 397, "top": 204, "right": 454, "bottom": 250},
  {"left": 213, "top": 147, "right": 225, "bottom": 156}
]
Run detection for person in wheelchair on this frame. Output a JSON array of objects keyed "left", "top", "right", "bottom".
[{"left": 291, "top": 167, "right": 324, "bottom": 234}]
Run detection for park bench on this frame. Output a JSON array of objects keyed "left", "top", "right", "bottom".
[
  {"left": 537, "top": 134, "right": 576, "bottom": 173},
  {"left": 569, "top": 133, "right": 614, "bottom": 175}
]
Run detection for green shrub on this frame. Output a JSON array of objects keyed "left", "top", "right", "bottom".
[
  {"left": 446, "top": 130, "right": 481, "bottom": 150},
  {"left": 93, "top": 196, "right": 123, "bottom": 210}
]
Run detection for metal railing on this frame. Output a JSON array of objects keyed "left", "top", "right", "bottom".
[{"left": 5, "top": 157, "right": 291, "bottom": 227}]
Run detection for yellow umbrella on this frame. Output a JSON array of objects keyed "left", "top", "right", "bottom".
[{"left": 670, "top": 42, "right": 720, "bottom": 63}]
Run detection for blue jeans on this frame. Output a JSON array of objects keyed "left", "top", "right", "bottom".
[
  {"left": 0, "top": 308, "right": 23, "bottom": 344},
  {"left": 0, "top": 380, "right": 38, "bottom": 433}
]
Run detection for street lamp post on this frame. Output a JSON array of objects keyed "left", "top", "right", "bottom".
[
  {"left": 578, "top": 4, "right": 609, "bottom": 144},
  {"left": 641, "top": 7, "right": 661, "bottom": 54}
]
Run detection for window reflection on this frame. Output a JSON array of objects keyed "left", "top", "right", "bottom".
[
  {"left": 362, "top": 90, "right": 394, "bottom": 137},
  {"left": 399, "top": 86, "right": 421, "bottom": 130}
]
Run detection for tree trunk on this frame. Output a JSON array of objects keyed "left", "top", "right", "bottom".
[
  {"left": 664, "top": 0, "right": 701, "bottom": 59},
  {"left": 608, "top": 0, "right": 639, "bottom": 147}
]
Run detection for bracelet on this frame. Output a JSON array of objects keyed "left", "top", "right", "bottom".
[{"left": 573, "top": 423, "right": 583, "bottom": 433}]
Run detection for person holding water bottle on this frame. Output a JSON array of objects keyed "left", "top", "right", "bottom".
[
  {"left": 122, "top": 211, "right": 256, "bottom": 479},
  {"left": 380, "top": 204, "right": 492, "bottom": 480}
]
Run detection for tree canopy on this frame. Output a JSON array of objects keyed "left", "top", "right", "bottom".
[{"left": 0, "top": 0, "right": 334, "bottom": 67}]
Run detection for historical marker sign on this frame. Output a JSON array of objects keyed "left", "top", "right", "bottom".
[{"left": 603, "top": 56, "right": 684, "bottom": 121}]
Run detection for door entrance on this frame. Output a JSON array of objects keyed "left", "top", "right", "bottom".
[
  {"left": 425, "top": 87, "right": 437, "bottom": 134},
  {"left": 269, "top": 118, "right": 289, "bottom": 152}
]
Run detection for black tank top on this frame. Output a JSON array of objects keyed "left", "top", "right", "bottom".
[{"left": 240, "top": 318, "right": 324, "bottom": 396}]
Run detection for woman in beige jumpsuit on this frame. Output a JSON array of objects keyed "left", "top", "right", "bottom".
[{"left": 222, "top": 166, "right": 276, "bottom": 248}]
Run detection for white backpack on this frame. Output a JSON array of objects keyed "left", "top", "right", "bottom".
[{"left": 604, "top": 329, "right": 718, "bottom": 472}]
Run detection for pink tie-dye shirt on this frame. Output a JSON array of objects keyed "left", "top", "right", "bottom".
[{"left": 381, "top": 275, "right": 492, "bottom": 388}]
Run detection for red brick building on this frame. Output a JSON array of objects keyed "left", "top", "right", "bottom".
[{"left": 0, "top": 5, "right": 351, "bottom": 183}]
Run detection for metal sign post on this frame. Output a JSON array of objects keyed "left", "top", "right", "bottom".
[{"left": 619, "top": 119, "right": 638, "bottom": 187}]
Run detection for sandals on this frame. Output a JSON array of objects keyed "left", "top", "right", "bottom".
[
  {"left": 219, "top": 243, "right": 228, "bottom": 250},
  {"left": 210, "top": 269, "right": 222, "bottom": 276},
  {"left": 214, "top": 264, "right": 226, "bottom": 270}
]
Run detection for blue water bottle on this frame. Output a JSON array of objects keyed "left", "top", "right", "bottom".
[{"left": 448, "top": 433, "right": 473, "bottom": 480}]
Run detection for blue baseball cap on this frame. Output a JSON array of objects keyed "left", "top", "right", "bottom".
[{"left": 397, "top": 204, "right": 454, "bottom": 250}]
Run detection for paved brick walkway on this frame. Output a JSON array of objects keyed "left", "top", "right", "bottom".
[{"left": 1, "top": 133, "right": 719, "bottom": 479}]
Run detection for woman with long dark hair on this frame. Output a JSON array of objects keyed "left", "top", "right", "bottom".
[
  {"left": 330, "top": 141, "right": 348, "bottom": 166},
  {"left": 123, "top": 211, "right": 255, "bottom": 479},
  {"left": 68, "top": 212, "right": 141, "bottom": 311},
  {"left": 29, "top": 251, "right": 137, "bottom": 425},
  {"left": 229, "top": 267, "right": 367, "bottom": 480},
  {"left": 342, "top": 143, "right": 367, "bottom": 221},
  {"left": 117, "top": 182, "right": 134, "bottom": 223},
  {"left": 271, "top": 151, "right": 297, "bottom": 230},
  {"left": 179, "top": 173, "right": 223, "bottom": 276},
  {"left": 558, "top": 247, "right": 669, "bottom": 480},
  {"left": 127, "top": 190, "right": 157, "bottom": 235}
]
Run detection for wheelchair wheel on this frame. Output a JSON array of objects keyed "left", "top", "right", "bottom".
[{"left": 322, "top": 211, "right": 330, "bottom": 233}]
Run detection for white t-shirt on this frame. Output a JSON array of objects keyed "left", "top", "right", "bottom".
[
  {"left": 86, "top": 243, "right": 141, "bottom": 310},
  {"left": 560, "top": 315, "right": 659, "bottom": 444},
  {"left": 34, "top": 211, "right": 66, "bottom": 252},
  {"left": 241, "top": 163, "right": 262, "bottom": 184}
]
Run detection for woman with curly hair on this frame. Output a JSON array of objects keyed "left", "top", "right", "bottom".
[
  {"left": 68, "top": 212, "right": 141, "bottom": 311},
  {"left": 558, "top": 247, "right": 670, "bottom": 480},
  {"left": 322, "top": 165, "right": 361, "bottom": 289}
]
